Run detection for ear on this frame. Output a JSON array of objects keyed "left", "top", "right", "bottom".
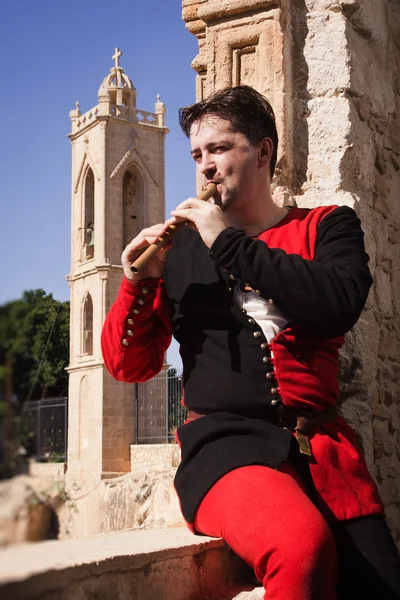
[{"left": 258, "top": 137, "right": 273, "bottom": 169}]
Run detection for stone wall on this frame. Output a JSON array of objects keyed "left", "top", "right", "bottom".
[
  {"left": 130, "top": 444, "right": 181, "bottom": 473},
  {"left": 182, "top": 0, "right": 400, "bottom": 543},
  {"left": 58, "top": 470, "right": 182, "bottom": 539},
  {"left": 0, "top": 529, "right": 261, "bottom": 600},
  {"left": 28, "top": 461, "right": 66, "bottom": 481},
  {"left": 58, "top": 446, "right": 184, "bottom": 539},
  {"left": 341, "top": 0, "right": 400, "bottom": 540},
  {"left": 0, "top": 468, "right": 65, "bottom": 546},
  {"left": 0, "top": 454, "right": 183, "bottom": 544}
]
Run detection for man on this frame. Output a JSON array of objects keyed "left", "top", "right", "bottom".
[{"left": 101, "top": 86, "right": 400, "bottom": 599}]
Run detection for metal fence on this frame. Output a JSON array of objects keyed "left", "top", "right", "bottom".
[
  {"left": 22, "top": 396, "right": 67, "bottom": 462},
  {"left": 135, "top": 368, "right": 187, "bottom": 444},
  {"left": 18, "top": 370, "right": 185, "bottom": 460}
]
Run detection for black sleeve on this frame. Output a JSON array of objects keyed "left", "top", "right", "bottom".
[{"left": 208, "top": 206, "right": 373, "bottom": 337}]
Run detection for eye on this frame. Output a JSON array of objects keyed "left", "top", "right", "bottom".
[
  {"left": 192, "top": 154, "right": 201, "bottom": 163},
  {"left": 214, "top": 144, "right": 232, "bottom": 154}
]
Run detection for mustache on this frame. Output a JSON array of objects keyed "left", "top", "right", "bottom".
[{"left": 204, "top": 179, "right": 223, "bottom": 186}]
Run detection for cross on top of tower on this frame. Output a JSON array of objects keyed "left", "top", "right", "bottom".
[
  {"left": 112, "top": 47, "right": 122, "bottom": 69},
  {"left": 98, "top": 47, "right": 135, "bottom": 99}
]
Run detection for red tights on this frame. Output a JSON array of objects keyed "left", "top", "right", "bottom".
[{"left": 194, "top": 464, "right": 338, "bottom": 600}]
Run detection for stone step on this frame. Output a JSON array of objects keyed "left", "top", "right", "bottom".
[
  {"left": 233, "top": 591, "right": 264, "bottom": 599},
  {"left": 0, "top": 528, "right": 261, "bottom": 599}
]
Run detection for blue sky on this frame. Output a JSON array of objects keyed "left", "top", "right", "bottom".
[{"left": 0, "top": 0, "right": 199, "bottom": 366}]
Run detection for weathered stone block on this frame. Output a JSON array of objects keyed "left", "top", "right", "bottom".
[{"left": 304, "top": 12, "right": 350, "bottom": 97}]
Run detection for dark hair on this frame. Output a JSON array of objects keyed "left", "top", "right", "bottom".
[{"left": 179, "top": 85, "right": 278, "bottom": 178}]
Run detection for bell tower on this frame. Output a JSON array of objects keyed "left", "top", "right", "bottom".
[{"left": 66, "top": 49, "right": 168, "bottom": 487}]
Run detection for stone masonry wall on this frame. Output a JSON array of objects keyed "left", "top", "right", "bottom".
[
  {"left": 130, "top": 444, "right": 181, "bottom": 474},
  {"left": 340, "top": 0, "right": 400, "bottom": 540},
  {"left": 182, "top": 0, "right": 400, "bottom": 543},
  {"left": 294, "top": 0, "right": 400, "bottom": 543}
]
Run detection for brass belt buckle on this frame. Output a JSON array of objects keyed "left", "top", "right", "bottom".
[{"left": 295, "top": 431, "right": 312, "bottom": 456}]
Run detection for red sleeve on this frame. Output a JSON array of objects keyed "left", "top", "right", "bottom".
[{"left": 101, "top": 276, "right": 173, "bottom": 383}]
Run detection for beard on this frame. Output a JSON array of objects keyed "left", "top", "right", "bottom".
[{"left": 213, "top": 183, "right": 236, "bottom": 212}]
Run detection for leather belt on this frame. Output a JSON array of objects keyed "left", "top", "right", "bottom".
[
  {"left": 186, "top": 405, "right": 338, "bottom": 457},
  {"left": 278, "top": 405, "right": 338, "bottom": 434}
]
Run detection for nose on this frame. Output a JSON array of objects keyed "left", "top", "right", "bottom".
[{"left": 199, "top": 152, "right": 216, "bottom": 179}]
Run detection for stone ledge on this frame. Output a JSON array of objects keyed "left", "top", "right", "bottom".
[
  {"left": 130, "top": 443, "right": 180, "bottom": 473},
  {"left": 28, "top": 460, "right": 66, "bottom": 480},
  {"left": 0, "top": 528, "right": 261, "bottom": 600}
]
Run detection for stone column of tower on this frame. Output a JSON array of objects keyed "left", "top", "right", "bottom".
[{"left": 66, "top": 48, "right": 168, "bottom": 487}]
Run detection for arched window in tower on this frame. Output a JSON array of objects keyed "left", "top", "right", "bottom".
[
  {"left": 123, "top": 166, "right": 144, "bottom": 249},
  {"left": 82, "top": 293, "right": 93, "bottom": 355},
  {"left": 84, "top": 168, "right": 95, "bottom": 260}
]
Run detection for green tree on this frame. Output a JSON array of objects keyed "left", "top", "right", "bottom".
[{"left": 0, "top": 290, "right": 70, "bottom": 403}]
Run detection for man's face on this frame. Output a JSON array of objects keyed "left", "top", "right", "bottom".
[{"left": 189, "top": 116, "right": 261, "bottom": 210}]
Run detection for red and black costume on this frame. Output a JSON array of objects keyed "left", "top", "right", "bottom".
[
  {"left": 102, "top": 205, "right": 400, "bottom": 598},
  {"left": 102, "top": 204, "right": 382, "bottom": 521}
]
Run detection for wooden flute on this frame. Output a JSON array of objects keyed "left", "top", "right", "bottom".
[{"left": 130, "top": 182, "right": 217, "bottom": 273}]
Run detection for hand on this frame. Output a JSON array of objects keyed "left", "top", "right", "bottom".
[
  {"left": 170, "top": 198, "right": 230, "bottom": 248},
  {"left": 121, "top": 223, "right": 173, "bottom": 281}
]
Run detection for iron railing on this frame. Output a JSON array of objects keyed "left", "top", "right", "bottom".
[
  {"left": 22, "top": 396, "right": 68, "bottom": 462},
  {"left": 135, "top": 368, "right": 186, "bottom": 444},
  {"left": 19, "top": 369, "right": 185, "bottom": 459}
]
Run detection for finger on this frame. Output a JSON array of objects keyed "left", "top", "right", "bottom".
[
  {"left": 157, "top": 240, "right": 173, "bottom": 253},
  {"left": 124, "top": 228, "right": 175, "bottom": 259},
  {"left": 174, "top": 198, "right": 208, "bottom": 211},
  {"left": 145, "top": 242, "right": 173, "bottom": 268},
  {"left": 184, "top": 222, "right": 198, "bottom": 232},
  {"left": 143, "top": 234, "right": 171, "bottom": 246},
  {"left": 123, "top": 224, "right": 169, "bottom": 253},
  {"left": 122, "top": 240, "right": 149, "bottom": 265},
  {"left": 122, "top": 235, "right": 154, "bottom": 262},
  {"left": 165, "top": 216, "right": 176, "bottom": 225},
  {"left": 167, "top": 214, "right": 186, "bottom": 224},
  {"left": 138, "top": 223, "right": 170, "bottom": 239},
  {"left": 126, "top": 236, "right": 148, "bottom": 250},
  {"left": 156, "top": 241, "right": 174, "bottom": 260},
  {"left": 171, "top": 208, "right": 197, "bottom": 221}
]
